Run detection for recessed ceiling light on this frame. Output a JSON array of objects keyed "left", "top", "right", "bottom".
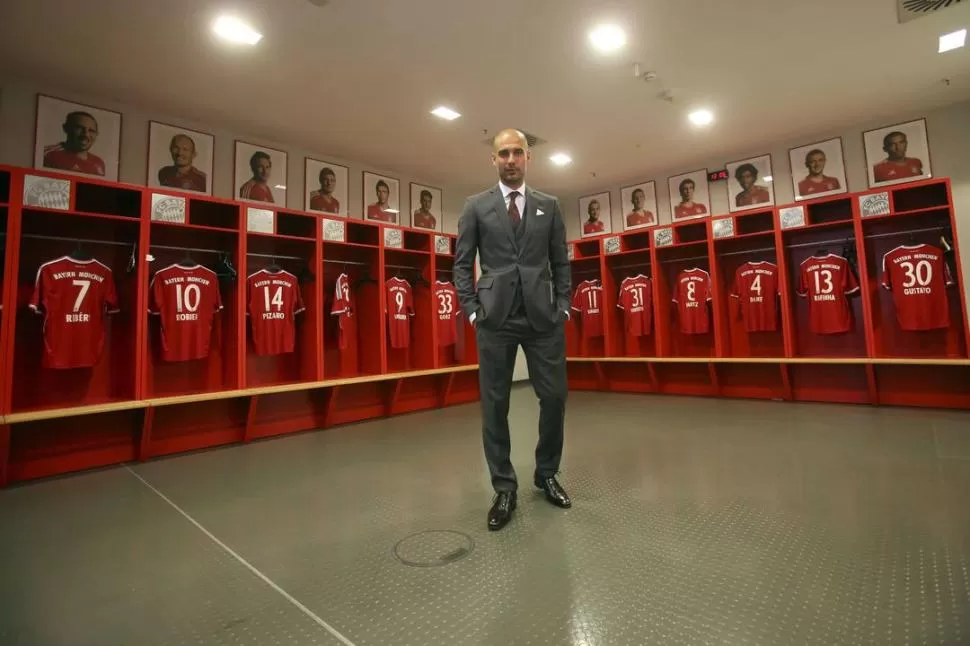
[
  {"left": 274, "top": 184, "right": 287, "bottom": 190},
  {"left": 384, "top": 209, "right": 399, "bottom": 214},
  {"left": 589, "top": 25, "right": 626, "bottom": 53},
  {"left": 763, "top": 176, "right": 773, "bottom": 183},
  {"left": 688, "top": 109, "right": 714, "bottom": 126},
  {"left": 939, "top": 28, "right": 967, "bottom": 53},
  {"left": 550, "top": 153, "right": 572, "bottom": 166},
  {"left": 213, "top": 16, "right": 262, "bottom": 45},
  {"left": 430, "top": 106, "right": 461, "bottom": 121}
]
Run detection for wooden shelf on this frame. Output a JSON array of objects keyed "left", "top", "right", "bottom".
[{"left": 568, "top": 356, "right": 970, "bottom": 366}]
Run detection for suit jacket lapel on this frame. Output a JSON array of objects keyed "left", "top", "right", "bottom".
[{"left": 491, "top": 186, "right": 518, "bottom": 250}]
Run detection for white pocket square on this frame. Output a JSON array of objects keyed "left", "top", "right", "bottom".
[{"left": 536, "top": 208, "right": 545, "bottom": 216}]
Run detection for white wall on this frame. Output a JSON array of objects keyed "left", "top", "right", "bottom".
[
  {"left": 562, "top": 100, "right": 970, "bottom": 255},
  {"left": 0, "top": 77, "right": 470, "bottom": 234}
]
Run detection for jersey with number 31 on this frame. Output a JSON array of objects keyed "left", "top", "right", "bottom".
[
  {"left": 434, "top": 280, "right": 459, "bottom": 346},
  {"left": 247, "top": 269, "right": 304, "bottom": 356},
  {"left": 150, "top": 264, "right": 223, "bottom": 362}
]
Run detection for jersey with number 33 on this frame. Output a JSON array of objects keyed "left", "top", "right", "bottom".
[{"left": 434, "top": 280, "right": 459, "bottom": 346}]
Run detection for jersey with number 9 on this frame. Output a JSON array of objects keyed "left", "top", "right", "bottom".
[
  {"left": 30, "top": 256, "right": 120, "bottom": 369},
  {"left": 150, "top": 264, "right": 223, "bottom": 362}
]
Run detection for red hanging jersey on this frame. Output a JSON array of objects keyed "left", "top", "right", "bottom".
[
  {"left": 247, "top": 269, "right": 304, "bottom": 356},
  {"left": 434, "top": 281, "right": 459, "bottom": 347},
  {"left": 331, "top": 273, "right": 354, "bottom": 350},
  {"left": 149, "top": 264, "right": 223, "bottom": 362},
  {"left": 571, "top": 280, "right": 605, "bottom": 338},
  {"left": 672, "top": 268, "right": 712, "bottom": 334},
  {"left": 617, "top": 275, "right": 652, "bottom": 337},
  {"left": 29, "top": 256, "right": 119, "bottom": 369},
  {"left": 797, "top": 254, "right": 859, "bottom": 334},
  {"left": 881, "top": 244, "right": 954, "bottom": 331},
  {"left": 385, "top": 277, "right": 414, "bottom": 349},
  {"left": 730, "top": 261, "right": 779, "bottom": 332}
]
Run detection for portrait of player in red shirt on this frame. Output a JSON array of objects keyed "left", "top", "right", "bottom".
[
  {"left": 239, "top": 151, "right": 275, "bottom": 203},
  {"left": 734, "top": 163, "right": 771, "bottom": 208},
  {"left": 309, "top": 166, "right": 341, "bottom": 214},
  {"left": 157, "top": 134, "right": 208, "bottom": 193},
  {"left": 873, "top": 131, "right": 925, "bottom": 184},
  {"left": 366, "top": 179, "right": 397, "bottom": 223},
  {"left": 673, "top": 178, "right": 708, "bottom": 220},
  {"left": 582, "top": 199, "right": 606, "bottom": 236},
  {"left": 42, "top": 111, "right": 107, "bottom": 177},
  {"left": 797, "top": 149, "right": 842, "bottom": 198},
  {"left": 412, "top": 189, "right": 438, "bottom": 230},
  {"left": 625, "top": 188, "right": 655, "bottom": 228}
]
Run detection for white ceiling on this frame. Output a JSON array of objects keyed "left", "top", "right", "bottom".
[{"left": 1, "top": 0, "right": 969, "bottom": 195}]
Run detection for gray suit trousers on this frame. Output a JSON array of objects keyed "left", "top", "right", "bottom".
[{"left": 476, "top": 314, "right": 567, "bottom": 492}]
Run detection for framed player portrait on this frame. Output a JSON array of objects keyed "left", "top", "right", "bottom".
[
  {"left": 34, "top": 94, "right": 122, "bottom": 181},
  {"left": 578, "top": 191, "right": 612, "bottom": 238},
  {"left": 863, "top": 118, "right": 931, "bottom": 188},
  {"left": 726, "top": 154, "right": 775, "bottom": 213},
  {"left": 789, "top": 137, "right": 847, "bottom": 202},
  {"left": 667, "top": 169, "right": 711, "bottom": 221},
  {"left": 363, "top": 171, "right": 400, "bottom": 224},
  {"left": 410, "top": 182, "right": 443, "bottom": 231},
  {"left": 305, "top": 158, "right": 348, "bottom": 216},
  {"left": 147, "top": 121, "right": 213, "bottom": 195},
  {"left": 234, "top": 140, "right": 287, "bottom": 206},
  {"left": 620, "top": 181, "right": 658, "bottom": 231}
]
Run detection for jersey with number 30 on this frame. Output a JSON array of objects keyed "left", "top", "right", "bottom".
[
  {"left": 881, "top": 244, "right": 954, "bottom": 331},
  {"left": 150, "top": 264, "right": 223, "bottom": 362},
  {"left": 672, "top": 268, "right": 712, "bottom": 334},
  {"left": 434, "top": 281, "right": 459, "bottom": 347},
  {"left": 29, "top": 256, "right": 120, "bottom": 369},
  {"left": 797, "top": 254, "right": 859, "bottom": 334},
  {"left": 386, "top": 277, "right": 415, "bottom": 349},
  {"left": 247, "top": 269, "right": 304, "bottom": 356}
]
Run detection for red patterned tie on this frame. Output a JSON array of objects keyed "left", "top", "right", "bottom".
[{"left": 508, "top": 191, "right": 521, "bottom": 227}]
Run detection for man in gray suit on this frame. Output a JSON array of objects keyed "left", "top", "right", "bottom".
[{"left": 454, "top": 128, "right": 572, "bottom": 531}]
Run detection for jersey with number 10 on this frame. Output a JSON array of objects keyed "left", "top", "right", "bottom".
[
  {"left": 797, "top": 254, "right": 859, "bottom": 334},
  {"left": 385, "top": 277, "right": 415, "bottom": 349},
  {"left": 672, "top": 268, "right": 712, "bottom": 334},
  {"left": 617, "top": 275, "right": 652, "bottom": 337},
  {"left": 247, "top": 269, "right": 304, "bottom": 356},
  {"left": 150, "top": 264, "right": 223, "bottom": 362},
  {"left": 571, "top": 280, "right": 605, "bottom": 339},
  {"left": 881, "top": 244, "right": 954, "bottom": 331},
  {"left": 731, "top": 261, "right": 779, "bottom": 332},
  {"left": 29, "top": 256, "right": 119, "bottom": 369},
  {"left": 434, "top": 281, "right": 459, "bottom": 347}
]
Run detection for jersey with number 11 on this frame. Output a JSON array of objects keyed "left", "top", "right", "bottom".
[
  {"left": 247, "top": 269, "right": 304, "bottom": 356},
  {"left": 571, "top": 280, "right": 605, "bottom": 339}
]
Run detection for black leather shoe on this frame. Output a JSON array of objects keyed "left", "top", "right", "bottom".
[
  {"left": 488, "top": 491, "right": 517, "bottom": 531},
  {"left": 534, "top": 475, "right": 571, "bottom": 508}
]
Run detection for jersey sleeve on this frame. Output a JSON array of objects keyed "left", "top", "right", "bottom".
[
  {"left": 880, "top": 253, "right": 893, "bottom": 290},
  {"left": 29, "top": 266, "right": 47, "bottom": 313},
  {"left": 571, "top": 285, "right": 582, "bottom": 311},
  {"left": 730, "top": 273, "right": 741, "bottom": 299},
  {"left": 214, "top": 281, "right": 224, "bottom": 311},
  {"left": 406, "top": 286, "right": 414, "bottom": 316},
  {"left": 705, "top": 274, "right": 713, "bottom": 301},
  {"left": 944, "top": 260, "right": 956, "bottom": 286},
  {"left": 617, "top": 285, "right": 627, "bottom": 310},
  {"left": 149, "top": 272, "right": 163, "bottom": 314},
  {"left": 331, "top": 277, "right": 348, "bottom": 315},
  {"left": 104, "top": 271, "right": 120, "bottom": 314},
  {"left": 796, "top": 266, "right": 808, "bottom": 297},
  {"left": 293, "top": 282, "right": 305, "bottom": 314},
  {"left": 844, "top": 265, "right": 860, "bottom": 294}
]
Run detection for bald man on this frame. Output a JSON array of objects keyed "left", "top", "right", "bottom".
[
  {"left": 157, "top": 134, "right": 208, "bottom": 193},
  {"left": 455, "top": 128, "right": 572, "bottom": 531}
]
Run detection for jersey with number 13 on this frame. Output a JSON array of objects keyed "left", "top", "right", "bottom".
[{"left": 797, "top": 254, "right": 859, "bottom": 334}]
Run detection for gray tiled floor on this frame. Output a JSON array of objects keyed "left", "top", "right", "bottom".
[{"left": 2, "top": 389, "right": 970, "bottom": 645}]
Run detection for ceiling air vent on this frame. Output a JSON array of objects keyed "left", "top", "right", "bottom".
[
  {"left": 898, "top": 0, "right": 964, "bottom": 23},
  {"left": 482, "top": 130, "right": 547, "bottom": 148}
]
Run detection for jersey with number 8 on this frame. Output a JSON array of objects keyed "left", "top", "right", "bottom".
[
  {"left": 881, "top": 244, "right": 954, "bottom": 331},
  {"left": 434, "top": 280, "right": 460, "bottom": 347},
  {"left": 30, "top": 256, "right": 120, "bottom": 369},
  {"left": 247, "top": 269, "right": 305, "bottom": 356},
  {"left": 797, "top": 254, "right": 859, "bottom": 334},
  {"left": 672, "top": 268, "right": 713, "bottom": 334},
  {"left": 150, "top": 264, "right": 223, "bottom": 362}
]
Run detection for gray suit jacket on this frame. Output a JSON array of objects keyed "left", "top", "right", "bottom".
[{"left": 454, "top": 184, "right": 571, "bottom": 332}]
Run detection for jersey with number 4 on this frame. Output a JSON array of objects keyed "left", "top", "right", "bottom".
[
  {"left": 797, "top": 254, "right": 859, "bottom": 334},
  {"left": 672, "top": 268, "right": 712, "bottom": 334},
  {"left": 150, "top": 264, "right": 223, "bottom": 362},
  {"left": 434, "top": 281, "right": 459, "bottom": 347},
  {"left": 617, "top": 275, "right": 652, "bottom": 337},
  {"left": 247, "top": 269, "right": 304, "bottom": 356},
  {"left": 571, "top": 280, "right": 605, "bottom": 338},
  {"left": 731, "top": 261, "right": 779, "bottom": 332},
  {"left": 881, "top": 244, "right": 954, "bottom": 331},
  {"left": 385, "top": 277, "right": 415, "bottom": 349},
  {"left": 29, "top": 256, "right": 119, "bottom": 369}
]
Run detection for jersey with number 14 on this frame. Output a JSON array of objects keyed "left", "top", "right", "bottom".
[
  {"left": 881, "top": 244, "right": 954, "bottom": 331},
  {"left": 434, "top": 281, "right": 459, "bottom": 347},
  {"left": 385, "top": 277, "right": 415, "bottom": 349},
  {"left": 797, "top": 254, "right": 859, "bottom": 334},
  {"left": 150, "top": 264, "right": 223, "bottom": 362},
  {"left": 247, "top": 269, "right": 304, "bottom": 356}
]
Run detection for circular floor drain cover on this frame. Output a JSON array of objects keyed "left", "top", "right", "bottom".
[{"left": 393, "top": 530, "right": 475, "bottom": 567}]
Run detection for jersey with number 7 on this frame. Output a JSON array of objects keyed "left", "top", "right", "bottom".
[
  {"left": 150, "top": 264, "right": 223, "bottom": 362},
  {"left": 797, "top": 254, "right": 859, "bottom": 334},
  {"left": 29, "top": 256, "right": 120, "bottom": 369},
  {"left": 247, "top": 269, "right": 305, "bottom": 356}
]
